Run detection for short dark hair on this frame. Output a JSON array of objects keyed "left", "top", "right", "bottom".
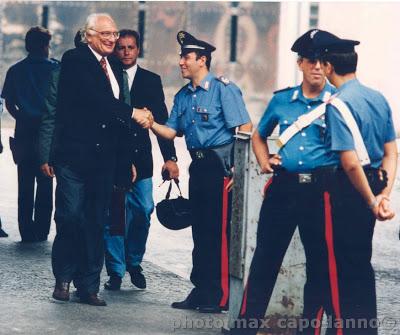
[
  {"left": 321, "top": 52, "right": 358, "bottom": 75},
  {"left": 118, "top": 29, "right": 141, "bottom": 47},
  {"left": 194, "top": 50, "right": 212, "bottom": 70},
  {"left": 25, "top": 26, "right": 51, "bottom": 54}
]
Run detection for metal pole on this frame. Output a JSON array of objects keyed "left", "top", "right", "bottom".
[{"left": 41, "top": 5, "right": 49, "bottom": 29}]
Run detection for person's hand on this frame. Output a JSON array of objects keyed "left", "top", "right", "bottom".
[
  {"left": 269, "top": 154, "right": 282, "bottom": 168},
  {"left": 225, "top": 167, "right": 235, "bottom": 192},
  {"left": 376, "top": 196, "right": 395, "bottom": 221},
  {"left": 40, "top": 163, "right": 55, "bottom": 178},
  {"left": 131, "top": 164, "right": 137, "bottom": 183},
  {"left": 370, "top": 194, "right": 395, "bottom": 221},
  {"left": 161, "top": 160, "right": 179, "bottom": 180},
  {"left": 133, "top": 108, "right": 154, "bottom": 129},
  {"left": 260, "top": 162, "right": 274, "bottom": 174}
]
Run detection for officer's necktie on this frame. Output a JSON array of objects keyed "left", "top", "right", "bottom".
[
  {"left": 100, "top": 57, "right": 110, "bottom": 82},
  {"left": 122, "top": 70, "right": 131, "bottom": 105}
]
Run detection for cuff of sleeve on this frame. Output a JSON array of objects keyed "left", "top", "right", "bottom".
[{"left": 131, "top": 108, "right": 136, "bottom": 119}]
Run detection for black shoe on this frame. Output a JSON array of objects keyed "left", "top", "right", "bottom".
[
  {"left": 198, "top": 304, "right": 223, "bottom": 313},
  {"left": 0, "top": 228, "right": 8, "bottom": 238},
  {"left": 171, "top": 289, "right": 201, "bottom": 310},
  {"left": 128, "top": 265, "right": 146, "bottom": 289},
  {"left": 104, "top": 275, "right": 122, "bottom": 291},
  {"left": 79, "top": 293, "right": 107, "bottom": 306},
  {"left": 52, "top": 280, "right": 70, "bottom": 301}
]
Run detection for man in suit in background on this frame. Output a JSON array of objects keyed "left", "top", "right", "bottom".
[
  {"left": 51, "top": 13, "right": 151, "bottom": 306},
  {"left": 104, "top": 29, "right": 179, "bottom": 291},
  {"left": 0, "top": 98, "right": 8, "bottom": 238}
]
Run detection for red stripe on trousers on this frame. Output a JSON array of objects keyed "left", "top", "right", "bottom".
[
  {"left": 238, "top": 177, "right": 274, "bottom": 314},
  {"left": 263, "top": 177, "right": 273, "bottom": 197},
  {"left": 240, "top": 283, "right": 249, "bottom": 316},
  {"left": 314, "top": 306, "right": 324, "bottom": 335},
  {"left": 324, "top": 192, "right": 343, "bottom": 335},
  {"left": 219, "top": 177, "right": 230, "bottom": 307}
]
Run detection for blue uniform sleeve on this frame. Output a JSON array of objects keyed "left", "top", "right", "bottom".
[
  {"left": 165, "top": 95, "right": 181, "bottom": 132},
  {"left": 382, "top": 98, "right": 396, "bottom": 143},
  {"left": 325, "top": 104, "right": 355, "bottom": 151},
  {"left": 220, "top": 83, "right": 251, "bottom": 129},
  {"left": 257, "top": 96, "right": 279, "bottom": 139},
  {"left": 1, "top": 66, "right": 16, "bottom": 101}
]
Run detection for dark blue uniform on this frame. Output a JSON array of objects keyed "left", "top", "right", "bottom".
[
  {"left": 232, "top": 82, "right": 338, "bottom": 334},
  {"left": 167, "top": 72, "right": 250, "bottom": 309},
  {"left": 1, "top": 55, "right": 59, "bottom": 241},
  {"left": 314, "top": 78, "right": 396, "bottom": 335}
]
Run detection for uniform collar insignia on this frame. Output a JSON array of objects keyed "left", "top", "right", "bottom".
[{"left": 291, "top": 90, "right": 299, "bottom": 101}]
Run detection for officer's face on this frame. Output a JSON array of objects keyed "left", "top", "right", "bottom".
[
  {"left": 115, "top": 36, "right": 140, "bottom": 69},
  {"left": 298, "top": 58, "right": 325, "bottom": 88},
  {"left": 86, "top": 17, "right": 119, "bottom": 57},
  {"left": 179, "top": 52, "right": 205, "bottom": 79}
]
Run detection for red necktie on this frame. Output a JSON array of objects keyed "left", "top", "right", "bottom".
[{"left": 100, "top": 57, "right": 110, "bottom": 81}]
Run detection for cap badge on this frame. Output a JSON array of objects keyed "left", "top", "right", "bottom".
[
  {"left": 310, "top": 29, "right": 319, "bottom": 39},
  {"left": 178, "top": 31, "right": 185, "bottom": 43}
]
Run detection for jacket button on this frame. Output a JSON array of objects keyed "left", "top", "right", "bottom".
[
  {"left": 102, "top": 124, "right": 106, "bottom": 128},
  {"left": 134, "top": 133, "right": 137, "bottom": 137},
  {"left": 134, "top": 149, "right": 138, "bottom": 153}
]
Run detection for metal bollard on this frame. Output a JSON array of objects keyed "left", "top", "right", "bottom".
[{"left": 226, "top": 132, "right": 306, "bottom": 332}]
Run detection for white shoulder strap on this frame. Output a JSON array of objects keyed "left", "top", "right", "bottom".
[
  {"left": 330, "top": 98, "right": 370, "bottom": 166},
  {"left": 276, "top": 102, "right": 327, "bottom": 148}
]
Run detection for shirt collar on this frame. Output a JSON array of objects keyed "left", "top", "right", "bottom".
[
  {"left": 337, "top": 78, "right": 359, "bottom": 92},
  {"left": 124, "top": 63, "right": 138, "bottom": 80},
  {"left": 187, "top": 72, "right": 214, "bottom": 92},
  {"left": 88, "top": 45, "right": 105, "bottom": 62},
  {"left": 292, "top": 81, "right": 333, "bottom": 104}
]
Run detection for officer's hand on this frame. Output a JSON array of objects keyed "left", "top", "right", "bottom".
[
  {"left": 40, "top": 163, "right": 55, "bottom": 178},
  {"left": 377, "top": 197, "right": 395, "bottom": 221},
  {"left": 269, "top": 154, "right": 282, "bottom": 168},
  {"left": 226, "top": 177, "right": 234, "bottom": 192},
  {"left": 260, "top": 162, "right": 274, "bottom": 174},
  {"left": 161, "top": 160, "right": 179, "bottom": 180},
  {"left": 131, "top": 164, "right": 137, "bottom": 183},
  {"left": 371, "top": 194, "right": 394, "bottom": 221},
  {"left": 133, "top": 108, "right": 153, "bottom": 129}
]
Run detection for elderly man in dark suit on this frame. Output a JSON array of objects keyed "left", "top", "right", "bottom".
[
  {"left": 51, "top": 13, "right": 151, "bottom": 306},
  {"left": 104, "top": 29, "right": 179, "bottom": 291}
]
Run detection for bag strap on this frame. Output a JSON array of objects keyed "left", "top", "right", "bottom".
[{"left": 165, "top": 179, "right": 182, "bottom": 200}]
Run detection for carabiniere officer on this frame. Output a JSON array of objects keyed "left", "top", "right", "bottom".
[
  {"left": 150, "top": 31, "right": 252, "bottom": 313},
  {"left": 229, "top": 30, "right": 338, "bottom": 335}
]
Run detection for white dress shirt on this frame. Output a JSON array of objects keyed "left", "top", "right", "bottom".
[
  {"left": 124, "top": 63, "right": 138, "bottom": 91},
  {"left": 88, "top": 45, "right": 120, "bottom": 99}
]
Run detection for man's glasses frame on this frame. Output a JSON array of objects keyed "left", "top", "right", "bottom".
[{"left": 89, "top": 28, "right": 120, "bottom": 39}]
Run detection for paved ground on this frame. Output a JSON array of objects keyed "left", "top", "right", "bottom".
[{"left": 1, "top": 123, "right": 400, "bottom": 335}]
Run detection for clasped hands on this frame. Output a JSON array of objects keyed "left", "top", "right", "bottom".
[
  {"left": 132, "top": 107, "right": 154, "bottom": 129},
  {"left": 370, "top": 194, "right": 395, "bottom": 221}
]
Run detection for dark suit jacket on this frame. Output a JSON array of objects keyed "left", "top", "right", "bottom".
[
  {"left": 126, "top": 66, "right": 176, "bottom": 180},
  {"left": 54, "top": 45, "right": 133, "bottom": 184}
]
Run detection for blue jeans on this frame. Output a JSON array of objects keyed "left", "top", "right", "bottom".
[{"left": 104, "top": 178, "right": 154, "bottom": 277}]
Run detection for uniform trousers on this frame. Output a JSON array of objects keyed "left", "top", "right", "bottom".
[
  {"left": 188, "top": 152, "right": 230, "bottom": 307},
  {"left": 300, "top": 169, "right": 386, "bottom": 335},
  {"left": 231, "top": 171, "right": 329, "bottom": 335},
  {"left": 52, "top": 163, "right": 113, "bottom": 294},
  {"left": 17, "top": 158, "right": 53, "bottom": 241},
  {"left": 104, "top": 177, "right": 154, "bottom": 277}
]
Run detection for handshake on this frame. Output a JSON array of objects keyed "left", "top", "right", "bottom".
[{"left": 132, "top": 107, "right": 154, "bottom": 129}]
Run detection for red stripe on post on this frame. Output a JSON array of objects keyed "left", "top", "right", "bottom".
[
  {"left": 219, "top": 177, "right": 230, "bottom": 307},
  {"left": 324, "top": 192, "right": 343, "bottom": 335}
]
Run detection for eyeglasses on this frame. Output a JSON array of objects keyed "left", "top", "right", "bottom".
[{"left": 89, "top": 29, "right": 120, "bottom": 39}]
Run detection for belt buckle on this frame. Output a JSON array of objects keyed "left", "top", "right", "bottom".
[
  {"left": 298, "top": 173, "right": 312, "bottom": 184},
  {"left": 195, "top": 151, "right": 204, "bottom": 159}
]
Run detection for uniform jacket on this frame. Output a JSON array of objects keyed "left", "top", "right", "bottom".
[
  {"left": 54, "top": 45, "right": 133, "bottom": 184},
  {"left": 124, "top": 66, "right": 176, "bottom": 180}
]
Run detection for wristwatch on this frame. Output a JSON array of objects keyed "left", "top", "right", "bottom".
[{"left": 169, "top": 156, "right": 178, "bottom": 162}]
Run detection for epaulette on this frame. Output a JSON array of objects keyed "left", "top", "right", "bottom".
[
  {"left": 217, "top": 76, "right": 230, "bottom": 86},
  {"left": 273, "top": 87, "right": 292, "bottom": 94}
]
